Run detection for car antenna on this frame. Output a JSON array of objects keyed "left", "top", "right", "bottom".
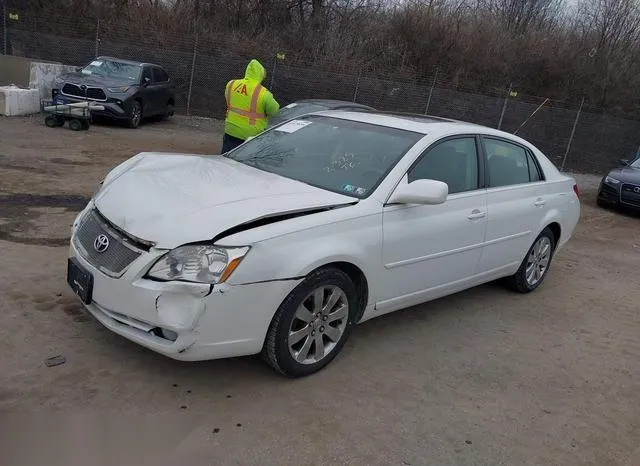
[{"left": 513, "top": 98, "right": 550, "bottom": 135}]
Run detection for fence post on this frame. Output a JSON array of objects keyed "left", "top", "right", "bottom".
[
  {"left": 561, "top": 96, "right": 585, "bottom": 172},
  {"left": 186, "top": 33, "right": 198, "bottom": 116},
  {"left": 95, "top": 18, "right": 100, "bottom": 57},
  {"left": 353, "top": 71, "right": 361, "bottom": 102},
  {"left": 2, "top": 0, "right": 7, "bottom": 55},
  {"left": 497, "top": 83, "right": 512, "bottom": 130},
  {"left": 424, "top": 68, "right": 438, "bottom": 115},
  {"left": 270, "top": 56, "right": 277, "bottom": 89}
]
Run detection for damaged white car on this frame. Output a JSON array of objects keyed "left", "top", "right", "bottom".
[{"left": 67, "top": 111, "right": 581, "bottom": 377}]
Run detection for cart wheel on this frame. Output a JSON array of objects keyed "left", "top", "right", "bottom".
[
  {"left": 45, "top": 115, "right": 64, "bottom": 128},
  {"left": 81, "top": 120, "right": 90, "bottom": 130},
  {"left": 69, "top": 119, "right": 83, "bottom": 131}
]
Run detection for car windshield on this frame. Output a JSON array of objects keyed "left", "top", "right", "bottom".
[
  {"left": 225, "top": 116, "right": 422, "bottom": 198},
  {"left": 81, "top": 59, "right": 141, "bottom": 82}
]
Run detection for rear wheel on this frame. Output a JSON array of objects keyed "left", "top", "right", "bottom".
[
  {"left": 128, "top": 100, "right": 142, "bottom": 128},
  {"left": 505, "top": 227, "right": 555, "bottom": 293},
  {"left": 262, "top": 267, "right": 356, "bottom": 377},
  {"left": 68, "top": 119, "right": 83, "bottom": 131}
]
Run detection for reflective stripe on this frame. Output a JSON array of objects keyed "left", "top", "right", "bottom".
[
  {"left": 225, "top": 81, "right": 266, "bottom": 126},
  {"left": 248, "top": 84, "right": 264, "bottom": 125},
  {"left": 225, "top": 80, "right": 234, "bottom": 117}
]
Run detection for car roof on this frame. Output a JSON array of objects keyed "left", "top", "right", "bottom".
[
  {"left": 95, "top": 56, "right": 164, "bottom": 68},
  {"left": 311, "top": 109, "right": 533, "bottom": 144},
  {"left": 294, "top": 99, "right": 374, "bottom": 109}
]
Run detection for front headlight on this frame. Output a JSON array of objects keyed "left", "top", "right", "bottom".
[
  {"left": 147, "top": 245, "right": 250, "bottom": 284},
  {"left": 107, "top": 86, "right": 131, "bottom": 93},
  {"left": 605, "top": 175, "right": 621, "bottom": 185}
]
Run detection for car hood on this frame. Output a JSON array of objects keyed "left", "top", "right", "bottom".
[
  {"left": 59, "top": 71, "right": 135, "bottom": 87},
  {"left": 607, "top": 166, "right": 640, "bottom": 183},
  {"left": 93, "top": 153, "right": 356, "bottom": 249}
]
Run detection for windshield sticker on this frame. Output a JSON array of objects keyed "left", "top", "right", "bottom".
[
  {"left": 275, "top": 120, "right": 312, "bottom": 133},
  {"left": 342, "top": 184, "right": 367, "bottom": 195},
  {"left": 89, "top": 60, "right": 103, "bottom": 67}
]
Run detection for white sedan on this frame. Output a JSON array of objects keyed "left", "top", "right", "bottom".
[{"left": 67, "top": 112, "right": 581, "bottom": 377}]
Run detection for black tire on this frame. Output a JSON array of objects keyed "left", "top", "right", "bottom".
[
  {"left": 44, "top": 115, "right": 64, "bottom": 127},
  {"left": 262, "top": 267, "right": 357, "bottom": 378},
  {"left": 128, "top": 100, "right": 143, "bottom": 128},
  {"left": 68, "top": 119, "right": 83, "bottom": 131},
  {"left": 81, "top": 120, "right": 90, "bottom": 130},
  {"left": 163, "top": 102, "right": 174, "bottom": 120},
  {"left": 505, "top": 227, "right": 556, "bottom": 293}
]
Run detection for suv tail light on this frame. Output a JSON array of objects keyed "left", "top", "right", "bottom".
[{"left": 573, "top": 184, "right": 580, "bottom": 197}]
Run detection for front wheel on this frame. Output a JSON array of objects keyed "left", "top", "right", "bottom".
[
  {"left": 505, "top": 227, "right": 555, "bottom": 293},
  {"left": 128, "top": 100, "right": 142, "bottom": 128},
  {"left": 262, "top": 267, "right": 357, "bottom": 377}
]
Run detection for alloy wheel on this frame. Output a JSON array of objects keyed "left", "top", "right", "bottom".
[
  {"left": 288, "top": 285, "right": 349, "bottom": 365},
  {"left": 525, "top": 236, "right": 552, "bottom": 286}
]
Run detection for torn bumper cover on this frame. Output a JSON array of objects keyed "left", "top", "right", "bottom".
[{"left": 68, "top": 240, "right": 301, "bottom": 361}]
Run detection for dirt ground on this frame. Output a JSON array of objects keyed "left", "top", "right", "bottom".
[{"left": 0, "top": 115, "right": 639, "bottom": 466}]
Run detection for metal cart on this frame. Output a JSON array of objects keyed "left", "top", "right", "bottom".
[{"left": 41, "top": 99, "right": 104, "bottom": 131}]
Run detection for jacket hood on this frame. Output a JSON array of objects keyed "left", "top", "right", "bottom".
[
  {"left": 244, "top": 59, "right": 266, "bottom": 83},
  {"left": 93, "top": 153, "right": 355, "bottom": 249}
]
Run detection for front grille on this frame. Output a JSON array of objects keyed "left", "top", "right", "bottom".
[
  {"left": 73, "top": 209, "right": 144, "bottom": 277},
  {"left": 61, "top": 83, "right": 107, "bottom": 101},
  {"left": 621, "top": 184, "right": 640, "bottom": 207}
]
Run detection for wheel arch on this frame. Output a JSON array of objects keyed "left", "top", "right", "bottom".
[{"left": 314, "top": 261, "right": 369, "bottom": 324}]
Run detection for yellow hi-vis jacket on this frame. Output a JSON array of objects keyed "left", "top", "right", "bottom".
[{"left": 224, "top": 59, "right": 280, "bottom": 140}]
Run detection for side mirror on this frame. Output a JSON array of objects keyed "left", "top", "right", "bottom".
[
  {"left": 619, "top": 158, "right": 630, "bottom": 166},
  {"left": 143, "top": 77, "right": 151, "bottom": 87},
  {"left": 75, "top": 67, "right": 83, "bottom": 72},
  {"left": 388, "top": 179, "right": 448, "bottom": 205}
]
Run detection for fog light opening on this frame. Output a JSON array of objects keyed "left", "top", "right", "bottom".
[{"left": 151, "top": 327, "right": 178, "bottom": 342}]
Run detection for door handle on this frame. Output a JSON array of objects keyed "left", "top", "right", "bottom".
[
  {"left": 534, "top": 197, "right": 546, "bottom": 207},
  {"left": 467, "top": 209, "right": 486, "bottom": 220}
]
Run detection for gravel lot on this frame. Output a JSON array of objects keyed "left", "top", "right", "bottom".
[{"left": 1, "top": 116, "right": 639, "bottom": 466}]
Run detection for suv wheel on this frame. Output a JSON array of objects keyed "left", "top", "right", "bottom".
[{"left": 128, "top": 101, "right": 142, "bottom": 128}]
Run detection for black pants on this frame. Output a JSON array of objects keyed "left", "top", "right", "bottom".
[{"left": 221, "top": 133, "right": 244, "bottom": 154}]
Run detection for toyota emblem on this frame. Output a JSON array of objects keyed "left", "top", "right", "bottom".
[
  {"left": 93, "top": 234, "right": 110, "bottom": 253},
  {"left": 634, "top": 187, "right": 640, "bottom": 193}
]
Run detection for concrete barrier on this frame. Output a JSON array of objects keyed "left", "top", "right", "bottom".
[
  {"left": 0, "top": 85, "right": 41, "bottom": 116},
  {"left": 29, "top": 62, "right": 77, "bottom": 100}
]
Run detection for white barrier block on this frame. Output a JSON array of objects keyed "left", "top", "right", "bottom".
[{"left": 0, "top": 85, "right": 41, "bottom": 116}]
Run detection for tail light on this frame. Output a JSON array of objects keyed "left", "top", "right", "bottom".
[{"left": 573, "top": 184, "right": 580, "bottom": 197}]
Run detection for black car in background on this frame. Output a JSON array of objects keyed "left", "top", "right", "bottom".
[
  {"left": 52, "top": 56, "right": 175, "bottom": 128},
  {"left": 597, "top": 155, "right": 640, "bottom": 210},
  {"left": 267, "top": 99, "right": 375, "bottom": 128}
]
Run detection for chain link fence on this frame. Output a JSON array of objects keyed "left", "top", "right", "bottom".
[{"left": 3, "top": 10, "right": 640, "bottom": 175}]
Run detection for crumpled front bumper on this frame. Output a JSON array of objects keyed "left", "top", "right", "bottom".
[{"left": 68, "top": 238, "right": 301, "bottom": 362}]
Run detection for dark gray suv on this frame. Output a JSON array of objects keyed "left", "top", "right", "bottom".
[{"left": 52, "top": 56, "right": 176, "bottom": 128}]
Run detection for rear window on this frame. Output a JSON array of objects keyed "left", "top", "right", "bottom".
[
  {"left": 225, "top": 116, "right": 422, "bottom": 198},
  {"left": 268, "top": 103, "right": 329, "bottom": 126}
]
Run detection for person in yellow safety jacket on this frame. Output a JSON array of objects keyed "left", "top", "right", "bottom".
[{"left": 221, "top": 59, "right": 280, "bottom": 153}]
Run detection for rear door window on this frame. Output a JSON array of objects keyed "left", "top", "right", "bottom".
[{"left": 483, "top": 138, "right": 541, "bottom": 188}]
